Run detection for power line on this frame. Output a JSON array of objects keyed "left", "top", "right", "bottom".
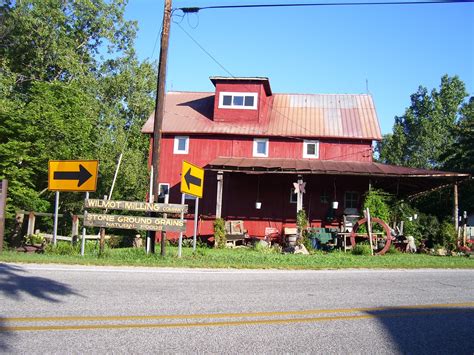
[{"left": 179, "top": 0, "right": 473, "bottom": 12}]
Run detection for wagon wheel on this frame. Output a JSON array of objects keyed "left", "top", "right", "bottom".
[{"left": 350, "top": 217, "right": 393, "bottom": 255}]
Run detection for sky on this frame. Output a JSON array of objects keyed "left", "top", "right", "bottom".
[{"left": 124, "top": 0, "right": 474, "bottom": 135}]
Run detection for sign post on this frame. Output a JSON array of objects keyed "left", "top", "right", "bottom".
[
  {"left": 181, "top": 161, "right": 204, "bottom": 198},
  {"left": 48, "top": 160, "right": 99, "bottom": 247},
  {"left": 180, "top": 161, "right": 204, "bottom": 253},
  {"left": 178, "top": 193, "right": 185, "bottom": 258},
  {"left": 53, "top": 191, "right": 60, "bottom": 245},
  {"left": 48, "top": 160, "right": 99, "bottom": 192}
]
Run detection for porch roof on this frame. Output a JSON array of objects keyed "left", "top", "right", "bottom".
[{"left": 206, "top": 157, "right": 471, "bottom": 197}]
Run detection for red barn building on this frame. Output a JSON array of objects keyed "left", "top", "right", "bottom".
[{"left": 142, "top": 77, "right": 468, "bottom": 240}]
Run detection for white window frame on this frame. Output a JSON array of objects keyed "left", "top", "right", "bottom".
[
  {"left": 290, "top": 188, "right": 297, "bottom": 204},
  {"left": 173, "top": 136, "right": 189, "bottom": 154},
  {"left": 303, "top": 140, "right": 319, "bottom": 159},
  {"left": 218, "top": 92, "right": 258, "bottom": 110},
  {"left": 344, "top": 191, "right": 359, "bottom": 209},
  {"left": 253, "top": 138, "right": 269, "bottom": 157},
  {"left": 158, "top": 183, "right": 170, "bottom": 203}
]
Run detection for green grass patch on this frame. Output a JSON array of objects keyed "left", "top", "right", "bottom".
[{"left": 1, "top": 245, "right": 473, "bottom": 269}]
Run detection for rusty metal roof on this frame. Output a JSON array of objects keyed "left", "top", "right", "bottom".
[
  {"left": 141, "top": 91, "right": 382, "bottom": 140},
  {"left": 206, "top": 157, "right": 470, "bottom": 197},
  {"left": 206, "top": 157, "right": 468, "bottom": 177}
]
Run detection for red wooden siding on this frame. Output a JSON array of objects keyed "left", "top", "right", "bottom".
[
  {"left": 157, "top": 134, "right": 372, "bottom": 239},
  {"left": 158, "top": 135, "right": 373, "bottom": 187},
  {"left": 213, "top": 82, "right": 270, "bottom": 123}
]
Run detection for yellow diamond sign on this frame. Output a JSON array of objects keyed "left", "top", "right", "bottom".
[
  {"left": 180, "top": 161, "right": 204, "bottom": 198},
  {"left": 48, "top": 160, "right": 99, "bottom": 192}
]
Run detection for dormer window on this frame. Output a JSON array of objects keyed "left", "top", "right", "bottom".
[{"left": 219, "top": 92, "right": 258, "bottom": 110}]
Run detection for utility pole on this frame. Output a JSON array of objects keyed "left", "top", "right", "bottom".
[{"left": 151, "top": 0, "right": 172, "bottom": 255}]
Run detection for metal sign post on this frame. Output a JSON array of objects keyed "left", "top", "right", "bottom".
[
  {"left": 193, "top": 197, "right": 199, "bottom": 252},
  {"left": 53, "top": 191, "right": 60, "bottom": 246},
  {"left": 178, "top": 193, "right": 185, "bottom": 258}
]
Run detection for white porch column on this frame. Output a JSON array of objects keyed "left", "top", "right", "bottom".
[{"left": 216, "top": 171, "right": 224, "bottom": 218}]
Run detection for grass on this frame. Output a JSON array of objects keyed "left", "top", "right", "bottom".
[{"left": 0, "top": 244, "right": 473, "bottom": 269}]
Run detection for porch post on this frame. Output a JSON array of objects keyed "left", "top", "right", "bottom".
[
  {"left": 453, "top": 182, "right": 459, "bottom": 231},
  {"left": 216, "top": 171, "right": 223, "bottom": 218},
  {"left": 297, "top": 175, "right": 303, "bottom": 212}
]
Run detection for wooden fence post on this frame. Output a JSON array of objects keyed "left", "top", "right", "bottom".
[
  {"left": 27, "top": 212, "right": 36, "bottom": 236},
  {"left": 71, "top": 215, "right": 79, "bottom": 245},
  {"left": 0, "top": 179, "right": 8, "bottom": 252}
]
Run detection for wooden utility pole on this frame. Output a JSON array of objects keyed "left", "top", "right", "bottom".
[
  {"left": 151, "top": 0, "right": 172, "bottom": 255},
  {"left": 453, "top": 182, "right": 459, "bottom": 231}
]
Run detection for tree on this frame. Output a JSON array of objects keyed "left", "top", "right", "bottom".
[
  {"left": 378, "top": 75, "right": 469, "bottom": 169},
  {"left": 0, "top": 1, "right": 155, "bottom": 235},
  {"left": 442, "top": 97, "right": 474, "bottom": 174}
]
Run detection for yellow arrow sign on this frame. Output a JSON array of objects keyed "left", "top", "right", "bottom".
[
  {"left": 48, "top": 160, "right": 99, "bottom": 192},
  {"left": 180, "top": 161, "right": 204, "bottom": 198}
]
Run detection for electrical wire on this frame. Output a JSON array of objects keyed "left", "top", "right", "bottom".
[
  {"left": 179, "top": 0, "right": 473, "bottom": 12},
  {"left": 173, "top": 17, "right": 373, "bottom": 141}
]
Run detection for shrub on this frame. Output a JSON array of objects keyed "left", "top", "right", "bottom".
[
  {"left": 351, "top": 243, "right": 372, "bottom": 256},
  {"left": 25, "top": 234, "right": 45, "bottom": 245},
  {"left": 213, "top": 218, "right": 226, "bottom": 248},
  {"left": 45, "top": 241, "right": 76, "bottom": 256},
  {"left": 296, "top": 209, "right": 309, "bottom": 246},
  {"left": 435, "top": 220, "right": 457, "bottom": 251},
  {"left": 362, "top": 189, "right": 391, "bottom": 222}
]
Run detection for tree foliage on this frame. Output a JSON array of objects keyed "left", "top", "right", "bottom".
[
  {"left": 378, "top": 75, "right": 469, "bottom": 169},
  {"left": 377, "top": 75, "right": 473, "bottom": 220},
  {"left": 0, "top": 1, "right": 155, "bottom": 234}
]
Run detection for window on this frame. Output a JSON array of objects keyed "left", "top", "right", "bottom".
[
  {"left": 303, "top": 140, "right": 319, "bottom": 159},
  {"left": 320, "top": 190, "right": 328, "bottom": 204},
  {"left": 173, "top": 136, "right": 189, "bottom": 154},
  {"left": 290, "top": 188, "right": 297, "bottom": 204},
  {"left": 219, "top": 92, "right": 258, "bottom": 110},
  {"left": 344, "top": 191, "right": 359, "bottom": 209},
  {"left": 253, "top": 138, "right": 268, "bottom": 157},
  {"left": 158, "top": 183, "right": 170, "bottom": 203}
]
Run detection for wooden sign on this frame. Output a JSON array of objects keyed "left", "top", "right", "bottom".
[
  {"left": 85, "top": 199, "right": 187, "bottom": 214},
  {"left": 48, "top": 160, "right": 99, "bottom": 192},
  {"left": 83, "top": 213, "right": 186, "bottom": 232}
]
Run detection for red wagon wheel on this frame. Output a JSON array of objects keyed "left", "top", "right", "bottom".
[{"left": 350, "top": 217, "right": 393, "bottom": 255}]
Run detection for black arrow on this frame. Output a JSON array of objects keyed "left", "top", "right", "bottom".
[
  {"left": 53, "top": 164, "right": 93, "bottom": 187},
  {"left": 184, "top": 168, "right": 202, "bottom": 190}
]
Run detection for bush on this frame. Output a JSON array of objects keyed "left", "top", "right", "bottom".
[
  {"left": 213, "top": 218, "right": 226, "bottom": 248},
  {"left": 45, "top": 241, "right": 77, "bottom": 256},
  {"left": 351, "top": 243, "right": 372, "bottom": 256},
  {"left": 24, "top": 234, "right": 45, "bottom": 245},
  {"left": 435, "top": 220, "right": 457, "bottom": 251},
  {"left": 363, "top": 189, "right": 391, "bottom": 222},
  {"left": 297, "top": 209, "right": 309, "bottom": 246}
]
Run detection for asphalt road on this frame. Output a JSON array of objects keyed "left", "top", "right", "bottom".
[{"left": 0, "top": 263, "right": 473, "bottom": 354}]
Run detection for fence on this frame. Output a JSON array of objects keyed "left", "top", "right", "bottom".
[{"left": 16, "top": 210, "right": 109, "bottom": 243}]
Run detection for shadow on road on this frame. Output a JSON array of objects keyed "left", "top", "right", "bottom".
[
  {"left": 367, "top": 306, "right": 474, "bottom": 354},
  {"left": 0, "top": 263, "right": 81, "bottom": 351}
]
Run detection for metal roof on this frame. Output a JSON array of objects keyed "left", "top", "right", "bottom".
[
  {"left": 205, "top": 157, "right": 470, "bottom": 197},
  {"left": 141, "top": 91, "right": 382, "bottom": 140},
  {"left": 210, "top": 76, "right": 272, "bottom": 96}
]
